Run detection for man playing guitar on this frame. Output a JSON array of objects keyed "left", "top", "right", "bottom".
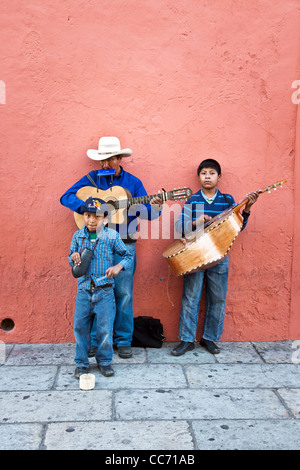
[{"left": 61, "top": 136, "right": 163, "bottom": 359}]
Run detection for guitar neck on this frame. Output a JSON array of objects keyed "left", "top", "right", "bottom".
[
  {"left": 129, "top": 192, "right": 166, "bottom": 207},
  {"left": 233, "top": 182, "right": 285, "bottom": 213},
  {"left": 114, "top": 193, "right": 164, "bottom": 209},
  {"left": 203, "top": 180, "right": 286, "bottom": 229},
  {"left": 116, "top": 190, "right": 181, "bottom": 209}
]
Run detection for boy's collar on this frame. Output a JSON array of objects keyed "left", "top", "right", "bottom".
[
  {"left": 81, "top": 224, "right": 108, "bottom": 236},
  {"left": 201, "top": 188, "right": 218, "bottom": 203}
]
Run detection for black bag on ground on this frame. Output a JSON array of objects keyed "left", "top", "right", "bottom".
[{"left": 131, "top": 316, "right": 165, "bottom": 348}]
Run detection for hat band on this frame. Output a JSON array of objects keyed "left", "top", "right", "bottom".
[{"left": 98, "top": 150, "right": 120, "bottom": 155}]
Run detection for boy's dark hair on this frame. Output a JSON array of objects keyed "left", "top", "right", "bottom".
[{"left": 197, "top": 159, "right": 221, "bottom": 176}]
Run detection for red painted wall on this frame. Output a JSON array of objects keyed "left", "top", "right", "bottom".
[{"left": 1, "top": 0, "right": 299, "bottom": 343}]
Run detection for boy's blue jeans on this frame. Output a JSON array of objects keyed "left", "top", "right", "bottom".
[
  {"left": 74, "top": 285, "right": 116, "bottom": 368},
  {"left": 179, "top": 257, "right": 229, "bottom": 342},
  {"left": 90, "top": 243, "right": 137, "bottom": 348}
]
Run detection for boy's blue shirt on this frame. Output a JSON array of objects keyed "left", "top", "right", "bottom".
[
  {"left": 61, "top": 167, "right": 162, "bottom": 238},
  {"left": 69, "top": 224, "right": 133, "bottom": 290},
  {"left": 175, "top": 188, "right": 250, "bottom": 236}
]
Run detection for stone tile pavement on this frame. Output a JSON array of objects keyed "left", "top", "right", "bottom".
[{"left": 0, "top": 341, "right": 299, "bottom": 450}]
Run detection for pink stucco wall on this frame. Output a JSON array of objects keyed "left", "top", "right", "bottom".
[{"left": 1, "top": 0, "right": 300, "bottom": 343}]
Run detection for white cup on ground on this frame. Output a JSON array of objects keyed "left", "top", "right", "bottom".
[{"left": 79, "top": 373, "right": 95, "bottom": 390}]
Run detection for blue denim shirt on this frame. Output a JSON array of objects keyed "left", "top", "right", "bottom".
[{"left": 69, "top": 225, "right": 133, "bottom": 290}]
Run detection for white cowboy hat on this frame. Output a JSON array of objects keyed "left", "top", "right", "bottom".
[{"left": 87, "top": 136, "right": 132, "bottom": 161}]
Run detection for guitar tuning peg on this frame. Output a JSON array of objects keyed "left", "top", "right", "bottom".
[{"left": 268, "top": 189, "right": 271, "bottom": 193}]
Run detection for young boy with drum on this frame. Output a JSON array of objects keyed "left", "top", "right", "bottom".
[
  {"left": 69, "top": 197, "right": 132, "bottom": 377},
  {"left": 171, "top": 159, "right": 258, "bottom": 356}
]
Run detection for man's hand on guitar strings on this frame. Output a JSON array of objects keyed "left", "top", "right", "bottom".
[{"left": 150, "top": 190, "right": 164, "bottom": 212}]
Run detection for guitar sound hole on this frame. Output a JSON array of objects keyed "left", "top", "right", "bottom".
[
  {"left": 105, "top": 200, "right": 116, "bottom": 208},
  {"left": 104, "top": 200, "right": 118, "bottom": 213}
]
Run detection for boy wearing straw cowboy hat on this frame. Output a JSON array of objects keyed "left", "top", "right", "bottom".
[{"left": 61, "top": 136, "right": 163, "bottom": 359}]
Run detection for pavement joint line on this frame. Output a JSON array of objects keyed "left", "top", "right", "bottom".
[
  {"left": 274, "top": 389, "right": 298, "bottom": 419},
  {"left": 250, "top": 342, "right": 267, "bottom": 363}
]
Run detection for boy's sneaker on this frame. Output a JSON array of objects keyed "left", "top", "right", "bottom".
[
  {"left": 117, "top": 346, "right": 133, "bottom": 358},
  {"left": 200, "top": 338, "right": 220, "bottom": 354},
  {"left": 171, "top": 341, "right": 195, "bottom": 356},
  {"left": 74, "top": 367, "right": 89, "bottom": 379},
  {"left": 98, "top": 364, "right": 114, "bottom": 377}
]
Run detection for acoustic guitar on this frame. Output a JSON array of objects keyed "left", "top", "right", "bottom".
[
  {"left": 74, "top": 185, "right": 193, "bottom": 228},
  {"left": 163, "top": 180, "right": 287, "bottom": 276}
]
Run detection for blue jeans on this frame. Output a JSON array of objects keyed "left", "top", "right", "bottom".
[
  {"left": 179, "top": 257, "right": 229, "bottom": 342},
  {"left": 90, "top": 243, "right": 137, "bottom": 348},
  {"left": 74, "top": 286, "right": 116, "bottom": 367}
]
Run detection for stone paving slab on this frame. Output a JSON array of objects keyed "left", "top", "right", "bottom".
[
  {"left": 115, "top": 388, "right": 290, "bottom": 421},
  {"left": 146, "top": 343, "right": 216, "bottom": 364},
  {"left": 0, "top": 366, "right": 57, "bottom": 391},
  {"left": 56, "top": 364, "right": 187, "bottom": 390},
  {"left": 5, "top": 343, "right": 76, "bottom": 365},
  {"left": 214, "top": 342, "right": 264, "bottom": 363},
  {"left": 44, "top": 420, "right": 194, "bottom": 450},
  {"left": 253, "top": 341, "right": 299, "bottom": 363},
  {"left": 0, "top": 390, "right": 112, "bottom": 423},
  {"left": 4, "top": 341, "right": 298, "bottom": 365},
  {"left": 150, "top": 341, "right": 264, "bottom": 364},
  {"left": 0, "top": 423, "right": 43, "bottom": 450},
  {"left": 4, "top": 343, "right": 147, "bottom": 366},
  {"left": 277, "top": 389, "right": 300, "bottom": 419},
  {"left": 185, "top": 364, "right": 300, "bottom": 389},
  {"left": 191, "top": 419, "right": 300, "bottom": 450}
]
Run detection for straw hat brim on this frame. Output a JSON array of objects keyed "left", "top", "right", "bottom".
[{"left": 87, "top": 149, "right": 132, "bottom": 161}]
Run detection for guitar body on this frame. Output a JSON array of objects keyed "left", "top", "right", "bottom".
[
  {"left": 74, "top": 186, "right": 132, "bottom": 228},
  {"left": 163, "top": 180, "right": 286, "bottom": 276},
  {"left": 73, "top": 185, "right": 193, "bottom": 228},
  {"left": 163, "top": 208, "right": 244, "bottom": 276}
]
